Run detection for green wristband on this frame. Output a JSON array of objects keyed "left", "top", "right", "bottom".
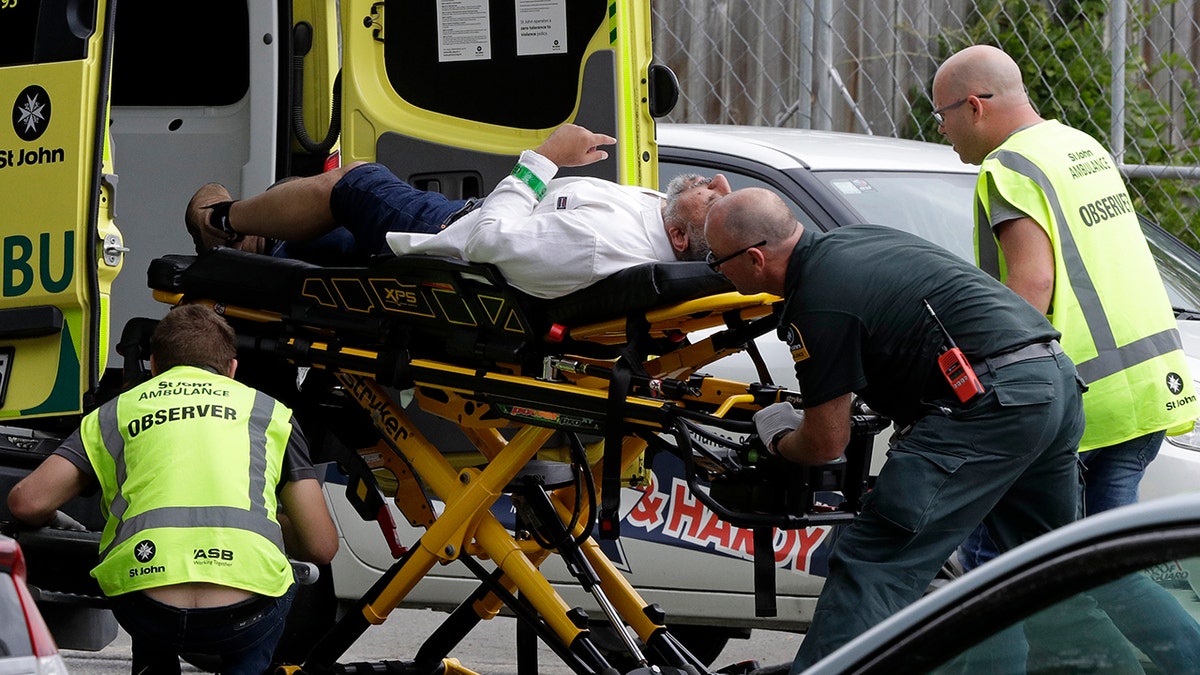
[{"left": 510, "top": 163, "right": 548, "bottom": 200}]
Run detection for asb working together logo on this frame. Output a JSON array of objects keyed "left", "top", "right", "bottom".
[{"left": 12, "top": 84, "right": 50, "bottom": 142}]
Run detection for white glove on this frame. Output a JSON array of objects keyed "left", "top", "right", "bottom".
[
  {"left": 753, "top": 402, "right": 805, "bottom": 455},
  {"left": 48, "top": 510, "right": 86, "bottom": 531}
]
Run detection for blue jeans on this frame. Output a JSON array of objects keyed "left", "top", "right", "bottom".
[
  {"left": 1078, "top": 429, "right": 1164, "bottom": 515},
  {"left": 109, "top": 584, "right": 296, "bottom": 675},
  {"left": 327, "top": 163, "right": 467, "bottom": 258},
  {"left": 271, "top": 228, "right": 359, "bottom": 266},
  {"left": 268, "top": 164, "right": 467, "bottom": 265},
  {"left": 959, "top": 430, "right": 1166, "bottom": 569}
]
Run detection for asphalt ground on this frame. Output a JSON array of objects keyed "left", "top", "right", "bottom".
[{"left": 62, "top": 607, "right": 803, "bottom": 674}]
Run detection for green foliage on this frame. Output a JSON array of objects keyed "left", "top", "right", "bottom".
[{"left": 904, "top": 0, "right": 1200, "bottom": 250}]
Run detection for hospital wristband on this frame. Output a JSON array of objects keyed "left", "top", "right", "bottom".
[{"left": 510, "top": 163, "right": 548, "bottom": 200}]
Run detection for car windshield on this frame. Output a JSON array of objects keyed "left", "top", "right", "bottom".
[
  {"left": 815, "top": 170, "right": 978, "bottom": 261},
  {"left": 1144, "top": 222, "right": 1200, "bottom": 314},
  {"left": 814, "top": 170, "right": 1200, "bottom": 315},
  {"left": 925, "top": 556, "right": 1200, "bottom": 673}
]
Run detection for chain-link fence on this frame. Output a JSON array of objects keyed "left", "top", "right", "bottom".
[{"left": 652, "top": 0, "right": 1200, "bottom": 249}]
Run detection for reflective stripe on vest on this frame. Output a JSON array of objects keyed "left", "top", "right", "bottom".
[
  {"left": 96, "top": 389, "right": 285, "bottom": 561},
  {"left": 985, "top": 150, "right": 1182, "bottom": 384}
]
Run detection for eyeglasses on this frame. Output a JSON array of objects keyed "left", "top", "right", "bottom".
[
  {"left": 932, "top": 93, "right": 993, "bottom": 126},
  {"left": 706, "top": 240, "right": 767, "bottom": 271}
]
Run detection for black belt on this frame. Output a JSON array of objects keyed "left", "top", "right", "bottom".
[
  {"left": 441, "top": 197, "right": 481, "bottom": 228},
  {"left": 974, "top": 340, "right": 1063, "bottom": 377}
]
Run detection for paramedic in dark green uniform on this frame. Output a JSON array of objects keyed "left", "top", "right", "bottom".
[
  {"left": 704, "top": 187, "right": 1085, "bottom": 670},
  {"left": 8, "top": 304, "right": 338, "bottom": 675}
]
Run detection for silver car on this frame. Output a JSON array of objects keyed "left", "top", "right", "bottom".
[
  {"left": 323, "top": 124, "right": 1200, "bottom": 662},
  {"left": 655, "top": 123, "right": 1200, "bottom": 499},
  {"left": 0, "top": 534, "right": 68, "bottom": 674}
]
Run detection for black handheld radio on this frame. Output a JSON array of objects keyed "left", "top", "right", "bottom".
[{"left": 923, "top": 300, "right": 985, "bottom": 403}]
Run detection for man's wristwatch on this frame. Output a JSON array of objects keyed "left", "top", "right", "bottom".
[{"left": 769, "top": 429, "right": 791, "bottom": 455}]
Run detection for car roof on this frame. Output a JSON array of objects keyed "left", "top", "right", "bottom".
[{"left": 657, "top": 123, "right": 975, "bottom": 174}]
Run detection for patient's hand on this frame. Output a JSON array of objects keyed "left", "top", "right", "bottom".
[{"left": 536, "top": 124, "right": 616, "bottom": 168}]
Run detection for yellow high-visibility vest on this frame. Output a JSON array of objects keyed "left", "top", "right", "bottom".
[
  {"left": 976, "top": 120, "right": 1197, "bottom": 451},
  {"left": 81, "top": 365, "right": 294, "bottom": 597}
]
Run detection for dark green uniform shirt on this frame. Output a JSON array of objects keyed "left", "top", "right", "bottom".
[{"left": 780, "top": 225, "right": 1059, "bottom": 425}]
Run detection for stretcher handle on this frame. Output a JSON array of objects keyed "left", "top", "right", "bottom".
[{"left": 713, "top": 394, "right": 756, "bottom": 418}]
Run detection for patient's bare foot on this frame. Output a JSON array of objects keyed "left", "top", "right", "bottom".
[{"left": 184, "top": 183, "right": 268, "bottom": 254}]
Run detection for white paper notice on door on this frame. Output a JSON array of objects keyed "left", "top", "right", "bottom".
[
  {"left": 516, "top": 0, "right": 567, "bottom": 56},
  {"left": 438, "top": 0, "right": 492, "bottom": 62}
]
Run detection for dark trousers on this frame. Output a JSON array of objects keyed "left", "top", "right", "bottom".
[
  {"left": 108, "top": 584, "right": 296, "bottom": 675},
  {"left": 791, "top": 351, "right": 1085, "bottom": 671}
]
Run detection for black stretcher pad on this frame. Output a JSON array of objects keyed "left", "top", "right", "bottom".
[{"left": 147, "top": 248, "right": 734, "bottom": 360}]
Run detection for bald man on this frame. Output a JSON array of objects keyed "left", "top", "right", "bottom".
[
  {"left": 933, "top": 45, "right": 1198, "bottom": 562},
  {"left": 924, "top": 45, "right": 1200, "bottom": 674},
  {"left": 705, "top": 188, "right": 1085, "bottom": 668}
]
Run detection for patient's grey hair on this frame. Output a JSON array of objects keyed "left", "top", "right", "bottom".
[{"left": 663, "top": 173, "right": 710, "bottom": 260}]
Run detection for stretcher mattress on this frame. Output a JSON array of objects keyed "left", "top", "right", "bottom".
[{"left": 148, "top": 247, "right": 736, "bottom": 359}]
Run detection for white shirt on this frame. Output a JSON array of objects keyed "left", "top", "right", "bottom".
[{"left": 386, "top": 150, "right": 673, "bottom": 299}]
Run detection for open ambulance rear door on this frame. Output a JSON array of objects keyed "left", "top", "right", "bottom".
[
  {"left": 0, "top": 1, "right": 121, "bottom": 421},
  {"left": 338, "top": 0, "right": 667, "bottom": 194}
]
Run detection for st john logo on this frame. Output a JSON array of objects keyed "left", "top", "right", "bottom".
[
  {"left": 134, "top": 539, "right": 157, "bottom": 563},
  {"left": 12, "top": 85, "right": 50, "bottom": 142},
  {"left": 1167, "top": 372, "right": 1185, "bottom": 396}
]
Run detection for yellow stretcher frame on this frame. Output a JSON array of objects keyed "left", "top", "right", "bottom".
[{"left": 152, "top": 271, "right": 799, "bottom": 675}]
